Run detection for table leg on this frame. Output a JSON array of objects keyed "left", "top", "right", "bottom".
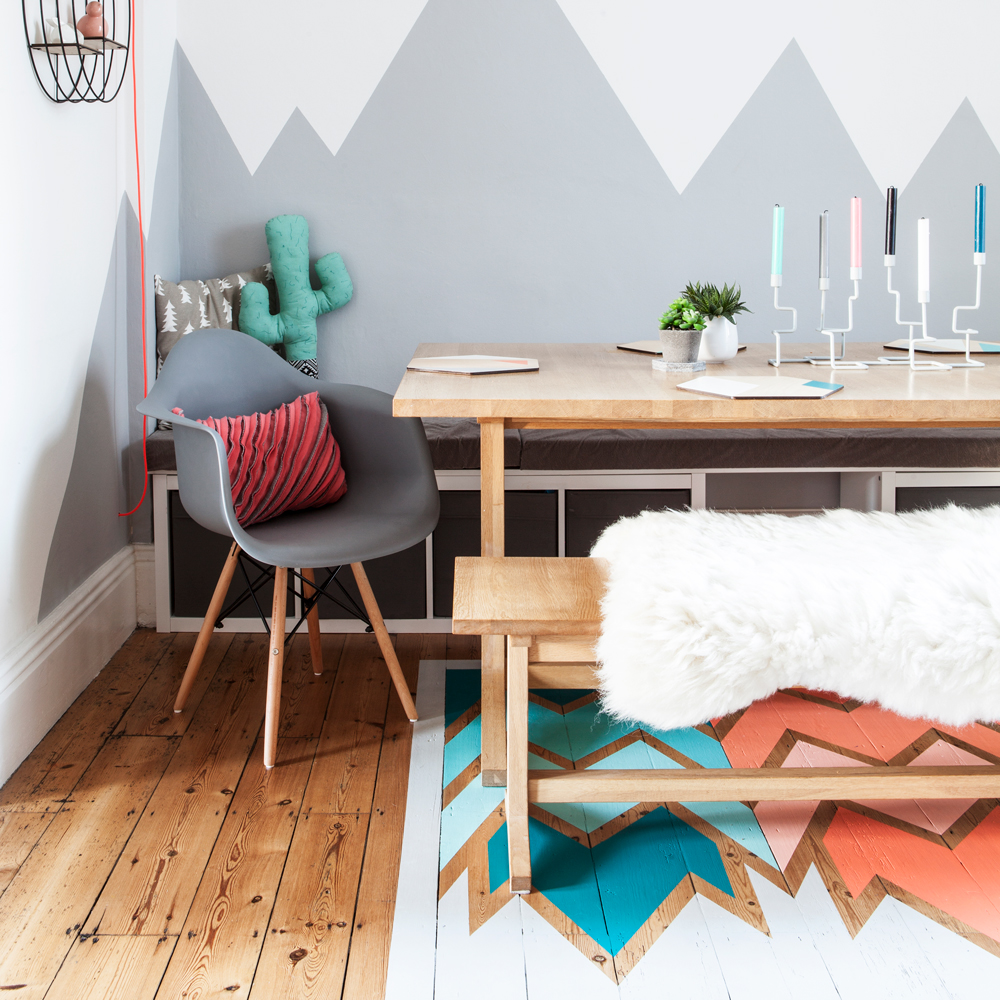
[
  {"left": 479, "top": 418, "right": 507, "bottom": 785},
  {"left": 506, "top": 635, "right": 532, "bottom": 894}
]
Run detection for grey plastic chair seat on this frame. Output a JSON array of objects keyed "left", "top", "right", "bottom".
[
  {"left": 138, "top": 329, "right": 439, "bottom": 566},
  {"left": 137, "top": 329, "right": 440, "bottom": 770}
]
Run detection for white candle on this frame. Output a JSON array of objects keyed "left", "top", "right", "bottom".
[
  {"left": 850, "top": 197, "right": 862, "bottom": 272},
  {"left": 917, "top": 217, "right": 930, "bottom": 302}
]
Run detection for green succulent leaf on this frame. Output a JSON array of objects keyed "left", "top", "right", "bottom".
[
  {"left": 659, "top": 296, "right": 706, "bottom": 331},
  {"left": 681, "top": 281, "right": 751, "bottom": 325}
]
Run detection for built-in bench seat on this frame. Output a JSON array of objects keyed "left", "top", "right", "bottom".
[{"left": 147, "top": 420, "right": 1000, "bottom": 473}]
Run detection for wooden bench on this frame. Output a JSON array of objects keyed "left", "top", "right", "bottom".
[{"left": 452, "top": 554, "right": 1000, "bottom": 895}]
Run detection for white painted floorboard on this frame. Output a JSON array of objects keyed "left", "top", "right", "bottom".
[
  {"left": 883, "top": 896, "right": 1000, "bottom": 1000},
  {"left": 617, "top": 897, "right": 731, "bottom": 1000},
  {"left": 697, "top": 893, "right": 798, "bottom": 1000},
  {"left": 384, "top": 660, "right": 447, "bottom": 1000},
  {"left": 788, "top": 866, "right": 952, "bottom": 999},
  {"left": 435, "top": 871, "right": 528, "bottom": 1000},
  {"left": 520, "top": 898, "right": 621, "bottom": 999}
]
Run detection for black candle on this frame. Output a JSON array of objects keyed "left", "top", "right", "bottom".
[{"left": 885, "top": 186, "right": 898, "bottom": 256}]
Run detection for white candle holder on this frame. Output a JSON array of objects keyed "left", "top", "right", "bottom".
[
  {"left": 768, "top": 274, "right": 802, "bottom": 366},
  {"left": 807, "top": 267, "right": 867, "bottom": 370},
  {"left": 874, "top": 255, "right": 951, "bottom": 370},
  {"left": 949, "top": 252, "right": 987, "bottom": 368}
]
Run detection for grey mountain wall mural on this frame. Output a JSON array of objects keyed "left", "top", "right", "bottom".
[
  {"left": 37, "top": 49, "right": 182, "bottom": 620},
  {"left": 176, "top": 0, "right": 1000, "bottom": 392},
  {"left": 38, "top": 198, "right": 135, "bottom": 620}
]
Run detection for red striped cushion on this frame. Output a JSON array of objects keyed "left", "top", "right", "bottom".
[{"left": 181, "top": 391, "right": 346, "bottom": 527}]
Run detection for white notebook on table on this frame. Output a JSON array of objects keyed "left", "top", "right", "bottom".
[
  {"left": 676, "top": 375, "right": 844, "bottom": 399},
  {"left": 406, "top": 354, "right": 539, "bottom": 375}
]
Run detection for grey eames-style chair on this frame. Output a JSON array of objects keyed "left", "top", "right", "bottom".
[{"left": 138, "top": 330, "right": 440, "bottom": 769}]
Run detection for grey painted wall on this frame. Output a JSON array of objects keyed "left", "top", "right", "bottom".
[
  {"left": 175, "top": 0, "right": 1000, "bottom": 394},
  {"left": 38, "top": 51, "right": 182, "bottom": 617},
  {"left": 38, "top": 199, "right": 134, "bottom": 619}
]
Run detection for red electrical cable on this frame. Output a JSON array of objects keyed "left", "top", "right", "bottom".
[{"left": 119, "top": 0, "right": 148, "bottom": 518}]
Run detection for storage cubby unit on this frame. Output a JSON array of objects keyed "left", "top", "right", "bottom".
[
  {"left": 152, "top": 467, "right": 1000, "bottom": 632},
  {"left": 432, "top": 490, "right": 558, "bottom": 617},
  {"left": 565, "top": 489, "right": 690, "bottom": 556},
  {"left": 896, "top": 486, "right": 1000, "bottom": 512}
]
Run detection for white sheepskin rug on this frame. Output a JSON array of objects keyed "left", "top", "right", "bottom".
[{"left": 591, "top": 505, "right": 1000, "bottom": 731}]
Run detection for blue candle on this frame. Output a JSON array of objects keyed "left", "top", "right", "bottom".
[
  {"left": 975, "top": 183, "right": 985, "bottom": 253},
  {"left": 771, "top": 205, "right": 784, "bottom": 276}
]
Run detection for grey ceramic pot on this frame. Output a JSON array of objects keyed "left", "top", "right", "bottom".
[{"left": 658, "top": 328, "right": 704, "bottom": 363}]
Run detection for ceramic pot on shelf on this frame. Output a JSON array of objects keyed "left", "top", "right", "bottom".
[
  {"left": 77, "top": 2, "right": 108, "bottom": 38},
  {"left": 658, "top": 327, "right": 703, "bottom": 363},
  {"left": 698, "top": 317, "right": 739, "bottom": 363}
]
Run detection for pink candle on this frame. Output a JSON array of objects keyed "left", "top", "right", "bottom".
[{"left": 850, "top": 196, "right": 862, "bottom": 269}]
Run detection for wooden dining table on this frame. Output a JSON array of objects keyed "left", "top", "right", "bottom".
[{"left": 392, "top": 340, "right": 1000, "bottom": 784}]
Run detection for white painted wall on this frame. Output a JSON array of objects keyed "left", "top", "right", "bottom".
[
  {"left": 175, "top": 0, "right": 1000, "bottom": 195},
  {"left": 0, "top": 2, "right": 177, "bottom": 781}
]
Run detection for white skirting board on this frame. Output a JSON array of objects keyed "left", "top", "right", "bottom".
[
  {"left": 0, "top": 545, "right": 137, "bottom": 787},
  {"left": 134, "top": 542, "right": 156, "bottom": 628}
]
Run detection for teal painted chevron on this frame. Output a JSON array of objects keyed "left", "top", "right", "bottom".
[
  {"left": 442, "top": 666, "right": 779, "bottom": 953},
  {"left": 486, "top": 809, "right": 732, "bottom": 953}
]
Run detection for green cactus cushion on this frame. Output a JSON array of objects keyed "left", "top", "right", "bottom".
[{"left": 239, "top": 215, "right": 353, "bottom": 378}]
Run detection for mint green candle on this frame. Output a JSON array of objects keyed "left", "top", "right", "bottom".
[{"left": 771, "top": 204, "right": 784, "bottom": 276}]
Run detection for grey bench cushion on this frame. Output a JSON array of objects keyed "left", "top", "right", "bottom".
[
  {"left": 145, "top": 420, "right": 1000, "bottom": 474},
  {"left": 517, "top": 427, "right": 1000, "bottom": 470}
]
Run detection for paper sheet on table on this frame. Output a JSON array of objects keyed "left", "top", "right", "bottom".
[
  {"left": 406, "top": 354, "right": 539, "bottom": 375},
  {"left": 677, "top": 375, "right": 843, "bottom": 399},
  {"left": 883, "top": 338, "right": 1000, "bottom": 354}
]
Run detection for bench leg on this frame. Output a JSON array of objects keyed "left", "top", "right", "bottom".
[
  {"left": 481, "top": 635, "right": 507, "bottom": 785},
  {"left": 506, "top": 635, "right": 532, "bottom": 894}
]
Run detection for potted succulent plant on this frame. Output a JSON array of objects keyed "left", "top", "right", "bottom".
[
  {"left": 682, "top": 282, "right": 751, "bottom": 363},
  {"left": 658, "top": 297, "right": 706, "bottom": 363}
]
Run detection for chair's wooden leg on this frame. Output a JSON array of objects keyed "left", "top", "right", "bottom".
[
  {"left": 350, "top": 562, "right": 418, "bottom": 721},
  {"left": 301, "top": 567, "right": 324, "bottom": 676},
  {"left": 481, "top": 635, "right": 507, "bottom": 786},
  {"left": 507, "top": 635, "right": 532, "bottom": 894},
  {"left": 174, "top": 542, "right": 240, "bottom": 713},
  {"left": 264, "top": 567, "right": 287, "bottom": 770}
]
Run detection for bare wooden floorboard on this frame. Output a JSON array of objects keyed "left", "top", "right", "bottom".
[
  {"left": 0, "top": 812, "right": 52, "bottom": 897},
  {"left": 0, "top": 629, "right": 175, "bottom": 813},
  {"left": 91, "top": 635, "right": 269, "bottom": 936},
  {"left": 445, "top": 632, "right": 481, "bottom": 660},
  {"left": 45, "top": 933, "right": 176, "bottom": 1000},
  {"left": 340, "top": 633, "right": 444, "bottom": 1000},
  {"left": 155, "top": 737, "right": 316, "bottom": 1000},
  {"left": 0, "top": 736, "right": 178, "bottom": 999},
  {"left": 250, "top": 812, "right": 370, "bottom": 999},
  {"left": 113, "top": 632, "right": 233, "bottom": 737},
  {"left": 278, "top": 634, "right": 345, "bottom": 738},
  {"left": 299, "top": 634, "right": 392, "bottom": 817}
]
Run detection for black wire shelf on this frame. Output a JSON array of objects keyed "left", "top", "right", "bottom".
[{"left": 22, "top": 1, "right": 130, "bottom": 104}]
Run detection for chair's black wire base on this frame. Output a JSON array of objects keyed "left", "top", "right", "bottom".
[{"left": 215, "top": 553, "right": 373, "bottom": 645}]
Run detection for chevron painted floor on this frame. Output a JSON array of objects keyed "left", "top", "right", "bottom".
[{"left": 383, "top": 661, "right": 1000, "bottom": 999}]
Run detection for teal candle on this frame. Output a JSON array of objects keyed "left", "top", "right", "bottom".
[
  {"left": 771, "top": 204, "right": 784, "bottom": 276},
  {"left": 975, "top": 183, "right": 985, "bottom": 253}
]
